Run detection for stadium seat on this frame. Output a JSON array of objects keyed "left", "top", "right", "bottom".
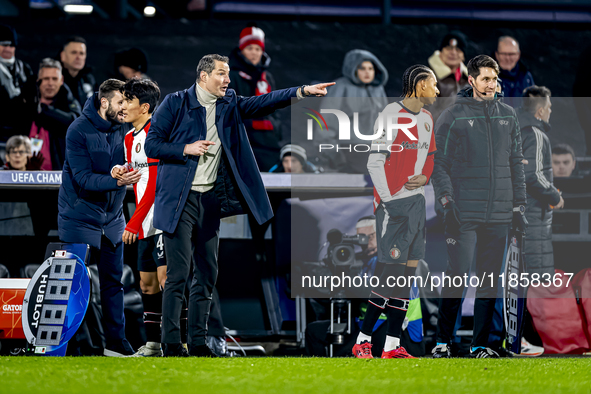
[
  {"left": 0, "top": 263, "right": 9, "bottom": 278},
  {"left": 20, "top": 264, "right": 40, "bottom": 279}
]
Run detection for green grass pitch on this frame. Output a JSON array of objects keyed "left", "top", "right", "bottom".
[{"left": 1, "top": 357, "right": 590, "bottom": 394}]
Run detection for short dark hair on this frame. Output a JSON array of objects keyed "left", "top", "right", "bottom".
[
  {"left": 99, "top": 79, "right": 124, "bottom": 102},
  {"left": 63, "top": 36, "right": 86, "bottom": 50},
  {"left": 522, "top": 85, "right": 551, "bottom": 115},
  {"left": 196, "top": 54, "right": 229, "bottom": 80},
  {"left": 552, "top": 143, "right": 576, "bottom": 160},
  {"left": 123, "top": 78, "right": 161, "bottom": 114},
  {"left": 467, "top": 55, "right": 500, "bottom": 79}
]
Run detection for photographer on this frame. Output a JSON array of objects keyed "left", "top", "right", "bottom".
[{"left": 305, "top": 216, "right": 379, "bottom": 357}]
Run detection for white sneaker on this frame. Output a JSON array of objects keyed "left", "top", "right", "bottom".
[
  {"left": 129, "top": 342, "right": 162, "bottom": 357},
  {"left": 518, "top": 338, "right": 544, "bottom": 357}
]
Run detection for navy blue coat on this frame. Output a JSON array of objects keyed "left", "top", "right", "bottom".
[
  {"left": 58, "top": 93, "right": 130, "bottom": 248},
  {"left": 145, "top": 84, "right": 298, "bottom": 234}
]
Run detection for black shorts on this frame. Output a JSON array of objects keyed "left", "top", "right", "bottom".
[
  {"left": 375, "top": 194, "right": 426, "bottom": 264},
  {"left": 137, "top": 233, "right": 166, "bottom": 272}
]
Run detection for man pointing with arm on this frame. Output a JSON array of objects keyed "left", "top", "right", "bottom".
[{"left": 145, "top": 53, "right": 333, "bottom": 357}]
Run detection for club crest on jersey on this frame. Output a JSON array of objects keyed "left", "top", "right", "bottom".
[
  {"left": 390, "top": 247, "right": 401, "bottom": 260},
  {"left": 135, "top": 143, "right": 141, "bottom": 153},
  {"left": 425, "top": 122, "right": 431, "bottom": 132}
]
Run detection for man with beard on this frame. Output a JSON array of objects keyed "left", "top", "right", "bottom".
[{"left": 58, "top": 79, "right": 141, "bottom": 357}]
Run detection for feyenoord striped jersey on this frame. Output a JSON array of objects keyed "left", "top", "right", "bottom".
[
  {"left": 124, "top": 120, "right": 161, "bottom": 239},
  {"left": 368, "top": 101, "right": 436, "bottom": 211}
]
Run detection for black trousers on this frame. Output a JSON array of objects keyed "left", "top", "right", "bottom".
[
  {"left": 161, "top": 190, "right": 220, "bottom": 348},
  {"left": 436, "top": 222, "right": 508, "bottom": 348}
]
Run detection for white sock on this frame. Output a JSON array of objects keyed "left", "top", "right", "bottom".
[
  {"left": 356, "top": 332, "right": 372, "bottom": 345},
  {"left": 384, "top": 336, "right": 400, "bottom": 352},
  {"left": 146, "top": 341, "right": 161, "bottom": 349}
]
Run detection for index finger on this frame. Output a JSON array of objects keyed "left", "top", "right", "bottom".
[
  {"left": 315, "top": 82, "right": 336, "bottom": 88},
  {"left": 201, "top": 140, "right": 216, "bottom": 146}
]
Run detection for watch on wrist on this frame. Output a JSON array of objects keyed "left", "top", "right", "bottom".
[
  {"left": 513, "top": 205, "right": 525, "bottom": 214},
  {"left": 300, "top": 85, "right": 310, "bottom": 97},
  {"left": 440, "top": 195, "right": 452, "bottom": 208}
]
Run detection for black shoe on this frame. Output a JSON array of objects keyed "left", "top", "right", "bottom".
[
  {"left": 163, "top": 343, "right": 189, "bottom": 357},
  {"left": 470, "top": 347, "right": 500, "bottom": 358},
  {"left": 189, "top": 344, "right": 218, "bottom": 357},
  {"left": 431, "top": 343, "right": 451, "bottom": 358},
  {"left": 104, "top": 339, "right": 135, "bottom": 357}
]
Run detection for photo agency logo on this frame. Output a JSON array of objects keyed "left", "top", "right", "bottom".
[{"left": 303, "top": 108, "right": 419, "bottom": 153}]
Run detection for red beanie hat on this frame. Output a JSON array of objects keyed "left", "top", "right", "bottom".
[{"left": 239, "top": 26, "right": 265, "bottom": 51}]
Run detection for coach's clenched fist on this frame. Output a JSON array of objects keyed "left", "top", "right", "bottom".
[{"left": 184, "top": 140, "right": 216, "bottom": 156}]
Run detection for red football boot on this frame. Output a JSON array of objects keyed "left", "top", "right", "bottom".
[
  {"left": 381, "top": 347, "right": 417, "bottom": 359},
  {"left": 352, "top": 341, "right": 374, "bottom": 359}
]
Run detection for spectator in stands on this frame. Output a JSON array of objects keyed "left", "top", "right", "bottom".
[
  {"left": 552, "top": 143, "right": 577, "bottom": 178},
  {"left": 269, "top": 144, "right": 317, "bottom": 173},
  {"left": 29, "top": 58, "right": 81, "bottom": 171},
  {"left": 428, "top": 31, "right": 470, "bottom": 121},
  {"left": 60, "top": 36, "right": 97, "bottom": 106},
  {"left": 114, "top": 47, "right": 149, "bottom": 81},
  {"left": 0, "top": 24, "right": 36, "bottom": 142},
  {"left": 228, "top": 24, "right": 280, "bottom": 172},
  {"left": 1, "top": 135, "right": 42, "bottom": 170},
  {"left": 58, "top": 79, "right": 140, "bottom": 357},
  {"left": 494, "top": 36, "right": 534, "bottom": 100},
  {"left": 324, "top": 49, "right": 388, "bottom": 174}
]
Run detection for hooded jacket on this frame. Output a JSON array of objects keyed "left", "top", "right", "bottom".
[
  {"left": 427, "top": 50, "right": 470, "bottom": 122},
  {"left": 517, "top": 107, "right": 560, "bottom": 275},
  {"left": 58, "top": 94, "right": 130, "bottom": 248},
  {"left": 228, "top": 47, "right": 280, "bottom": 172},
  {"left": 432, "top": 87, "right": 526, "bottom": 224},
  {"left": 324, "top": 49, "right": 389, "bottom": 174}
]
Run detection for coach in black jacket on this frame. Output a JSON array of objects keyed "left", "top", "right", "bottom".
[
  {"left": 431, "top": 55, "right": 527, "bottom": 358},
  {"left": 518, "top": 86, "right": 563, "bottom": 276}
]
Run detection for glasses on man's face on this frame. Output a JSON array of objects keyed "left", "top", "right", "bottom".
[
  {"left": 9, "top": 150, "right": 29, "bottom": 156},
  {"left": 497, "top": 52, "right": 519, "bottom": 57}
]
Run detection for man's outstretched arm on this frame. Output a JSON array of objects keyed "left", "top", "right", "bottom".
[{"left": 238, "top": 82, "right": 335, "bottom": 119}]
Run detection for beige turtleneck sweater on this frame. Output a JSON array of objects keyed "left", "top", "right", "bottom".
[{"left": 191, "top": 84, "right": 222, "bottom": 192}]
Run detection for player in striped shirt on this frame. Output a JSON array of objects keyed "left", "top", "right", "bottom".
[
  {"left": 112, "top": 78, "right": 166, "bottom": 357},
  {"left": 352, "top": 64, "right": 439, "bottom": 359}
]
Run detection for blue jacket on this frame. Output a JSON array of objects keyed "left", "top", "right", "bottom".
[
  {"left": 499, "top": 60, "right": 534, "bottom": 104},
  {"left": 145, "top": 84, "right": 298, "bottom": 234},
  {"left": 58, "top": 93, "right": 130, "bottom": 248}
]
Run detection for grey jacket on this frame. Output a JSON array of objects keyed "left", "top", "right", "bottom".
[
  {"left": 324, "top": 49, "right": 389, "bottom": 173},
  {"left": 517, "top": 107, "right": 560, "bottom": 275},
  {"left": 432, "top": 87, "right": 527, "bottom": 224}
]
